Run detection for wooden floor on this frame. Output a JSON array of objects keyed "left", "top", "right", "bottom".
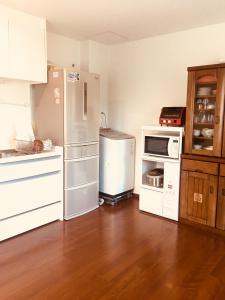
[{"left": 1, "top": 198, "right": 225, "bottom": 300}]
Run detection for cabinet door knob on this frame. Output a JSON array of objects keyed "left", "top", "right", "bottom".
[
  {"left": 215, "top": 116, "right": 220, "bottom": 124},
  {"left": 210, "top": 186, "right": 214, "bottom": 194}
]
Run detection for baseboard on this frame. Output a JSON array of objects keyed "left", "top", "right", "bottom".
[{"left": 179, "top": 218, "right": 225, "bottom": 238}]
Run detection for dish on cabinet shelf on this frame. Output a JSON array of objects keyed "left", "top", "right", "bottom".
[
  {"left": 193, "top": 144, "right": 202, "bottom": 150},
  {"left": 203, "top": 145, "right": 213, "bottom": 151},
  {"left": 193, "top": 129, "right": 201, "bottom": 137},
  {"left": 201, "top": 128, "right": 214, "bottom": 138},
  {"left": 206, "top": 104, "right": 215, "bottom": 110},
  {"left": 197, "top": 86, "right": 212, "bottom": 94}
]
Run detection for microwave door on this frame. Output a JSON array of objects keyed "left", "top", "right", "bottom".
[{"left": 145, "top": 137, "right": 169, "bottom": 156}]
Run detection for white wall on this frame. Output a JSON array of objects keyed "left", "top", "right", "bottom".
[
  {"left": 47, "top": 32, "right": 80, "bottom": 68},
  {"left": 89, "top": 41, "right": 110, "bottom": 121},
  {"left": 108, "top": 22, "right": 225, "bottom": 193},
  {"left": 0, "top": 81, "right": 33, "bottom": 149}
]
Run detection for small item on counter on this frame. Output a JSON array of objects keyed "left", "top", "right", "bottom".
[
  {"left": 33, "top": 139, "right": 44, "bottom": 153},
  {"left": 146, "top": 168, "right": 164, "bottom": 188},
  {"left": 159, "top": 107, "right": 186, "bottom": 126},
  {"left": 42, "top": 139, "right": 53, "bottom": 151}
]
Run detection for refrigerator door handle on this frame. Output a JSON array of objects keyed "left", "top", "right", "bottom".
[{"left": 83, "top": 81, "right": 88, "bottom": 120}]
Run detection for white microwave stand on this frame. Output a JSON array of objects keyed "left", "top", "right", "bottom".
[{"left": 139, "top": 126, "right": 184, "bottom": 221}]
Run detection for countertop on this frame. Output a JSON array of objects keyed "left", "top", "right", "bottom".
[{"left": 0, "top": 146, "right": 63, "bottom": 164}]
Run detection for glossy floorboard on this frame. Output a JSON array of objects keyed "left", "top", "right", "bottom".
[{"left": 1, "top": 198, "right": 225, "bottom": 300}]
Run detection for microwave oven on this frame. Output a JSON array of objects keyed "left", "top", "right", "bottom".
[{"left": 144, "top": 134, "right": 180, "bottom": 159}]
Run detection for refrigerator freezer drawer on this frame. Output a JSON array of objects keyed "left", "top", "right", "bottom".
[
  {"left": 64, "top": 182, "right": 99, "bottom": 219},
  {"left": 64, "top": 143, "right": 99, "bottom": 160},
  {"left": 65, "top": 156, "right": 99, "bottom": 188}
]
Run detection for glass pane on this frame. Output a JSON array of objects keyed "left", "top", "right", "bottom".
[
  {"left": 192, "top": 82, "right": 216, "bottom": 151},
  {"left": 145, "top": 137, "right": 169, "bottom": 156}
]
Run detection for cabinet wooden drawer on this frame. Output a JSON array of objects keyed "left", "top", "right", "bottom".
[
  {"left": 219, "top": 164, "right": 225, "bottom": 176},
  {"left": 182, "top": 159, "right": 218, "bottom": 175}
]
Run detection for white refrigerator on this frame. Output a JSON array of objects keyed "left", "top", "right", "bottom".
[{"left": 32, "top": 67, "right": 100, "bottom": 219}]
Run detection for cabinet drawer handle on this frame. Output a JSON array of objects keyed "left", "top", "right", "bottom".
[
  {"left": 222, "top": 189, "right": 225, "bottom": 196},
  {"left": 215, "top": 116, "right": 220, "bottom": 124},
  {"left": 210, "top": 186, "right": 214, "bottom": 194}
]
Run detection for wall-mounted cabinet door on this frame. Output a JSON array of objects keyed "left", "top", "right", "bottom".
[
  {"left": 185, "top": 68, "right": 225, "bottom": 157},
  {"left": 180, "top": 170, "right": 217, "bottom": 227},
  {"left": 0, "top": 11, "right": 9, "bottom": 77},
  {"left": 9, "top": 13, "right": 47, "bottom": 83}
]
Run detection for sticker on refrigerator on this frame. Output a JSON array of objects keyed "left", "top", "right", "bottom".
[
  {"left": 53, "top": 71, "right": 59, "bottom": 78},
  {"left": 67, "top": 72, "right": 80, "bottom": 82},
  {"left": 54, "top": 87, "right": 60, "bottom": 98}
]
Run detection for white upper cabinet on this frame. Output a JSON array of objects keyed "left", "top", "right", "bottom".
[
  {"left": 0, "top": 5, "right": 47, "bottom": 83},
  {"left": 0, "top": 9, "right": 9, "bottom": 78},
  {"left": 9, "top": 13, "right": 47, "bottom": 83}
]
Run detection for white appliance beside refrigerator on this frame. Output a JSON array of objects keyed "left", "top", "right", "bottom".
[
  {"left": 139, "top": 126, "right": 183, "bottom": 221},
  {"left": 99, "top": 129, "right": 135, "bottom": 203},
  {"left": 32, "top": 67, "right": 100, "bottom": 219}
]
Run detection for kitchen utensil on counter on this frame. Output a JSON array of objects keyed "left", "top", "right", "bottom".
[
  {"left": 42, "top": 139, "right": 53, "bottom": 151},
  {"left": 33, "top": 139, "right": 44, "bottom": 153},
  {"left": 15, "top": 139, "right": 33, "bottom": 152},
  {"left": 159, "top": 107, "right": 186, "bottom": 126},
  {"left": 146, "top": 168, "right": 164, "bottom": 188}
]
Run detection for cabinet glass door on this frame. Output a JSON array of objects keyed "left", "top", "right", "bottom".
[{"left": 185, "top": 68, "right": 225, "bottom": 156}]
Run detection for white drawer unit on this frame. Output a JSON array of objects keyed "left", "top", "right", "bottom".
[
  {"left": 0, "top": 147, "right": 63, "bottom": 241},
  {"left": 65, "top": 156, "right": 99, "bottom": 188},
  {"left": 65, "top": 182, "right": 99, "bottom": 219},
  {"left": 64, "top": 143, "right": 99, "bottom": 160},
  {"left": 64, "top": 143, "right": 99, "bottom": 220}
]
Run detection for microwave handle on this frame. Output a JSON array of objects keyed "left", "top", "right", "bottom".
[{"left": 168, "top": 139, "right": 173, "bottom": 157}]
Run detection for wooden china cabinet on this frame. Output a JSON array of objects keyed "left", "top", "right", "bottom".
[{"left": 180, "top": 63, "right": 225, "bottom": 233}]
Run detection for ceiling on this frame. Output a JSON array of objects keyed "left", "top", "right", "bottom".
[{"left": 1, "top": 0, "right": 225, "bottom": 44}]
